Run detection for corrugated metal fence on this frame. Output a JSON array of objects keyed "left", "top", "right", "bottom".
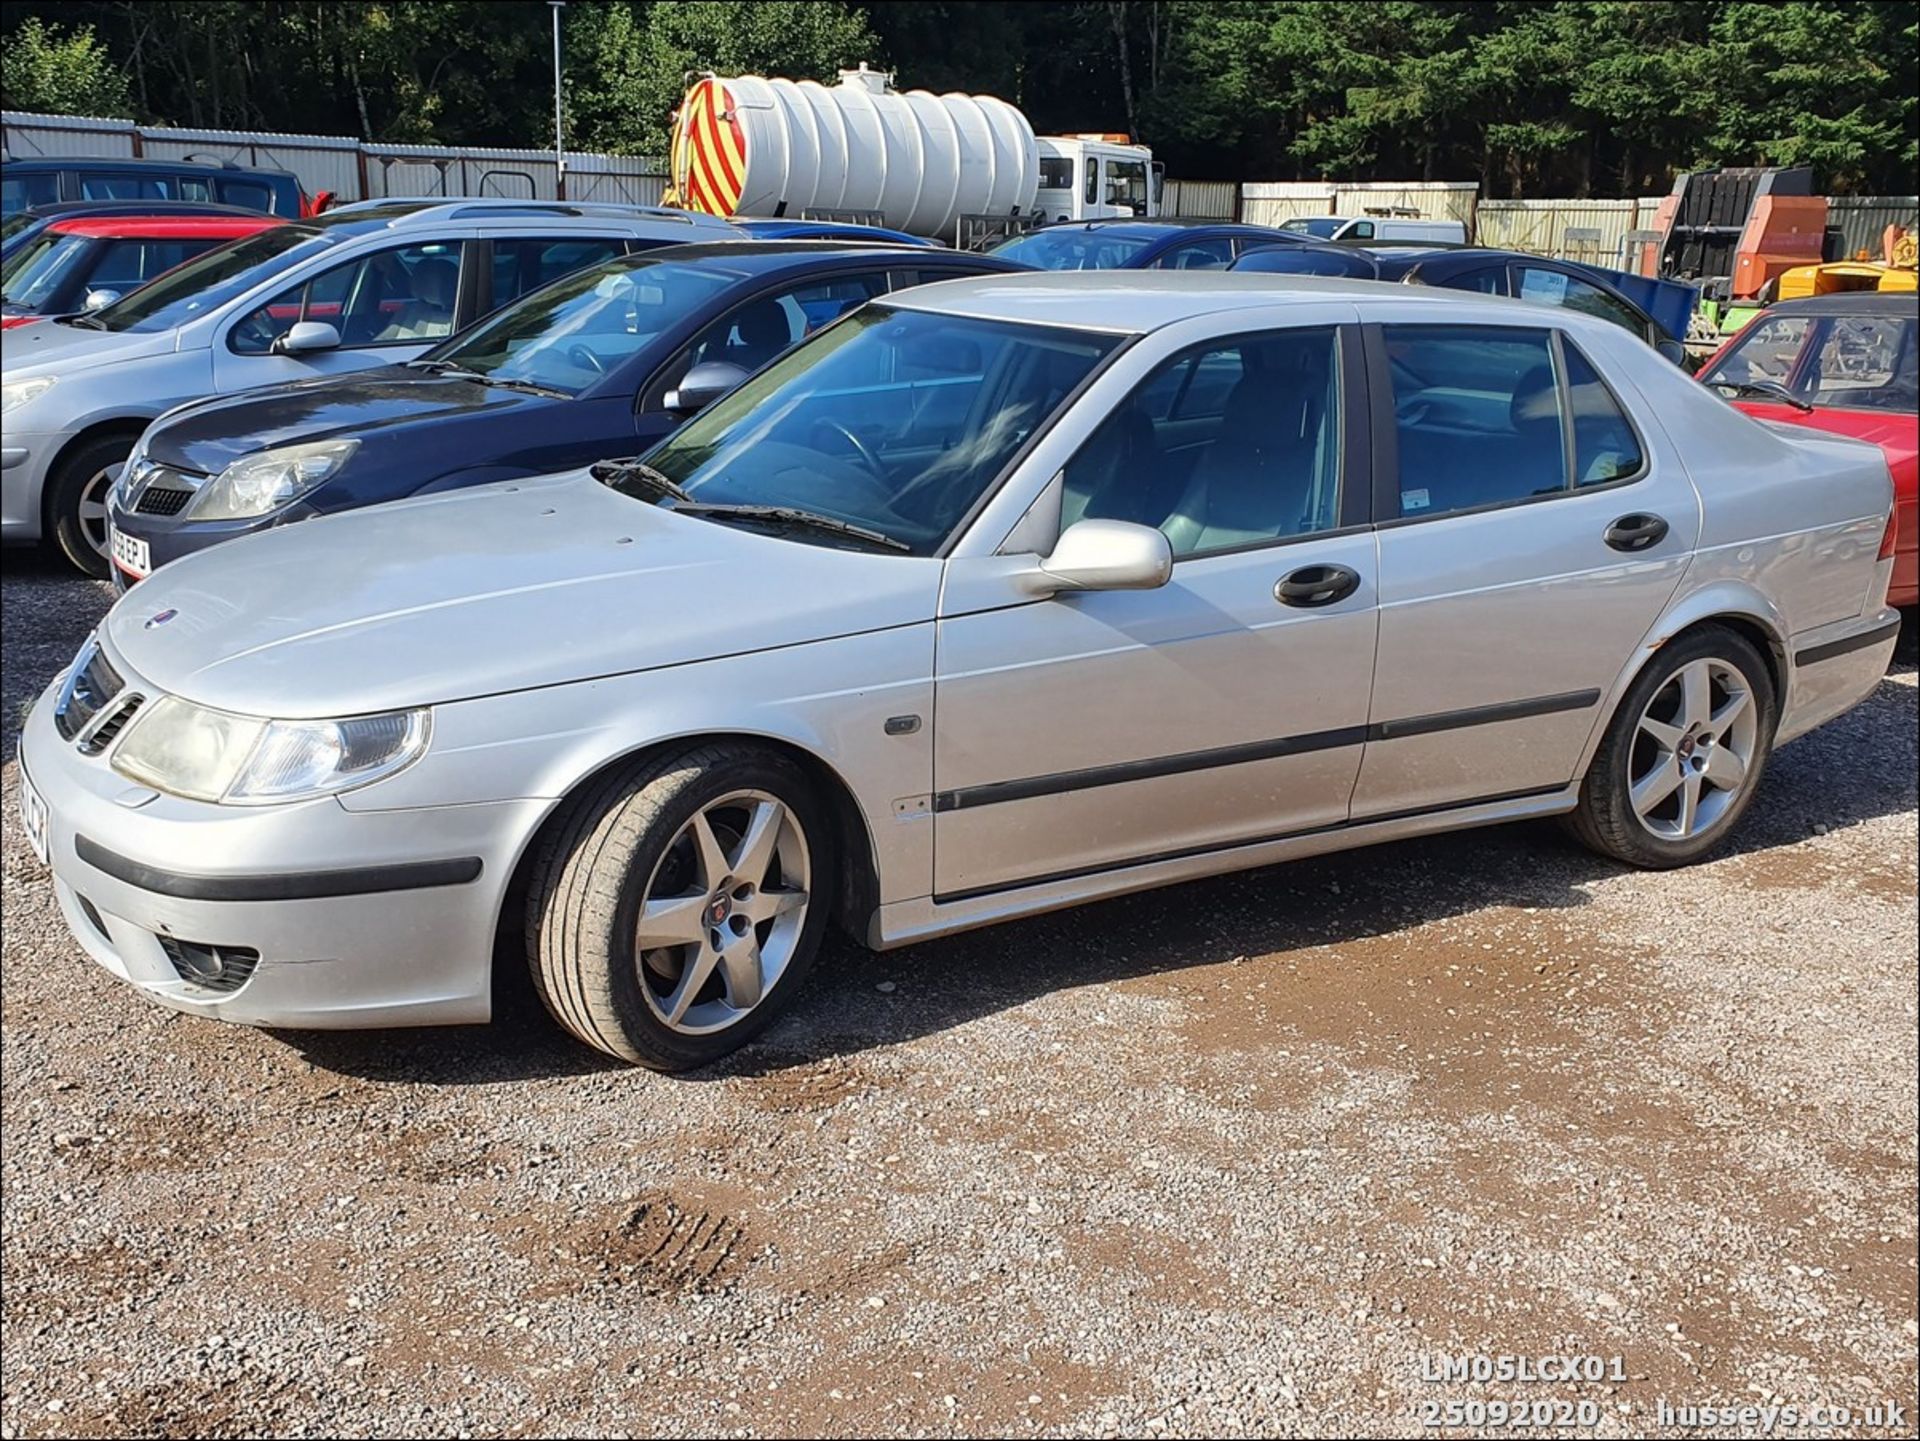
[
  {"left": 2, "top": 111, "right": 667, "bottom": 205},
  {"left": 7, "top": 113, "right": 1914, "bottom": 253},
  {"left": 1828, "top": 195, "right": 1920, "bottom": 259}
]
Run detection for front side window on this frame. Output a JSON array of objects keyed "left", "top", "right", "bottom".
[
  {"left": 1344, "top": 220, "right": 1375, "bottom": 240},
  {"left": 1518, "top": 266, "right": 1645, "bottom": 337},
  {"left": 679, "top": 271, "right": 891, "bottom": 378},
  {"left": 1105, "top": 160, "right": 1149, "bottom": 211},
  {"left": 1281, "top": 218, "right": 1345, "bottom": 239},
  {"left": 1060, "top": 328, "right": 1343, "bottom": 557},
  {"left": 621, "top": 306, "right": 1120, "bottom": 555},
  {"left": 90, "top": 226, "right": 327, "bottom": 333},
  {"left": 89, "top": 239, "right": 200, "bottom": 293},
  {"left": 230, "top": 240, "right": 463, "bottom": 352},
  {"left": 1384, "top": 325, "right": 1567, "bottom": 518},
  {"left": 1434, "top": 265, "right": 1507, "bottom": 295},
  {"left": 1084, "top": 160, "right": 1100, "bottom": 206},
  {"left": 489, "top": 236, "right": 628, "bottom": 312},
  {"left": 1038, "top": 157, "right": 1075, "bottom": 191}
]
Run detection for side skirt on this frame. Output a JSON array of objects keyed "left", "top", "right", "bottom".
[{"left": 868, "top": 782, "right": 1581, "bottom": 950}]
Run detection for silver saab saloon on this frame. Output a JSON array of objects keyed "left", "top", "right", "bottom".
[{"left": 18, "top": 275, "right": 1902, "bottom": 1071}]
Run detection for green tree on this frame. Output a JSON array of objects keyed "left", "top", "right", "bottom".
[
  {"left": 1, "top": 15, "right": 131, "bottom": 118},
  {"left": 567, "top": 1, "right": 878, "bottom": 156}
]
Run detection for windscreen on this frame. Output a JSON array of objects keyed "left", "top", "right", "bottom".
[{"left": 988, "top": 228, "right": 1156, "bottom": 270}]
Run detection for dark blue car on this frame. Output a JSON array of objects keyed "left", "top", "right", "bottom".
[
  {"left": 1230, "top": 243, "right": 1693, "bottom": 359},
  {"left": 987, "top": 218, "right": 1316, "bottom": 271},
  {"left": 109, "top": 241, "right": 1022, "bottom": 578}
]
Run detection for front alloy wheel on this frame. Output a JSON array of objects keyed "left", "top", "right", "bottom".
[{"left": 529, "top": 745, "right": 834, "bottom": 1069}]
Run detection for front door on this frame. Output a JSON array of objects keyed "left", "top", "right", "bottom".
[
  {"left": 933, "top": 324, "right": 1378, "bottom": 898},
  {"left": 1355, "top": 322, "right": 1698, "bottom": 817}
]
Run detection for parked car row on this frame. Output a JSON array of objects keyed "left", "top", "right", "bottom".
[{"left": 12, "top": 234, "right": 1907, "bottom": 1069}]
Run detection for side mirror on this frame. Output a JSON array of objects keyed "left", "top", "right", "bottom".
[
  {"left": 271, "top": 320, "right": 342, "bottom": 356},
  {"left": 81, "top": 288, "right": 121, "bottom": 313},
  {"left": 1027, "top": 519, "right": 1172, "bottom": 595},
  {"left": 664, "top": 360, "right": 749, "bottom": 414},
  {"left": 1655, "top": 336, "right": 1688, "bottom": 366}
]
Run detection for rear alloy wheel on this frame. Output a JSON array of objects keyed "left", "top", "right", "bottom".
[
  {"left": 1567, "top": 626, "right": 1777, "bottom": 868},
  {"left": 47, "top": 434, "right": 130, "bottom": 577},
  {"left": 528, "top": 745, "right": 834, "bottom": 1069}
]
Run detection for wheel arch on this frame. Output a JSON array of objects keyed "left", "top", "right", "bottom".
[
  {"left": 1574, "top": 583, "right": 1790, "bottom": 780},
  {"left": 39, "top": 416, "right": 152, "bottom": 532},
  {"left": 488, "top": 728, "right": 883, "bottom": 1007}
]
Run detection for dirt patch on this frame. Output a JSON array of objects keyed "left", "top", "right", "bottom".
[{"left": 529, "top": 1190, "right": 758, "bottom": 1296}]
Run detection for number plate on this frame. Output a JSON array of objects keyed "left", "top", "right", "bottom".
[
  {"left": 109, "top": 526, "right": 151, "bottom": 581},
  {"left": 18, "top": 767, "right": 50, "bottom": 868}
]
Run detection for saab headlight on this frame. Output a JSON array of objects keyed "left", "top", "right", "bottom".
[
  {"left": 2, "top": 374, "right": 55, "bottom": 413},
  {"left": 110, "top": 696, "right": 428, "bottom": 803},
  {"left": 183, "top": 439, "right": 358, "bottom": 521}
]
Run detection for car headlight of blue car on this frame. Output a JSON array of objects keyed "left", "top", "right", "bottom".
[
  {"left": 110, "top": 694, "right": 428, "bottom": 803},
  {"left": 183, "top": 438, "right": 359, "bottom": 521}
]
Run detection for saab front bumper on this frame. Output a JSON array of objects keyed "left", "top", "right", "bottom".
[{"left": 19, "top": 653, "right": 547, "bottom": 1029}]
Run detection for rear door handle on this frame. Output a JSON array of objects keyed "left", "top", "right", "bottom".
[
  {"left": 1605, "top": 513, "right": 1669, "bottom": 552},
  {"left": 1275, "top": 563, "right": 1361, "bottom": 608}
]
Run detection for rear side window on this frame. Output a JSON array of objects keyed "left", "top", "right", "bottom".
[
  {"left": 79, "top": 172, "right": 171, "bottom": 201},
  {"left": 1518, "top": 266, "right": 1646, "bottom": 338},
  {"left": 1383, "top": 326, "right": 1566, "bottom": 518},
  {"left": 489, "top": 236, "right": 627, "bottom": 312},
  {"left": 1563, "top": 343, "right": 1644, "bottom": 486},
  {"left": 217, "top": 179, "right": 273, "bottom": 212}
]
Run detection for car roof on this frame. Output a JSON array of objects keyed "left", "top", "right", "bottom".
[
  {"left": 1761, "top": 291, "right": 1920, "bottom": 317},
  {"left": 15, "top": 199, "right": 262, "bottom": 221},
  {"left": 882, "top": 269, "right": 1572, "bottom": 333},
  {"left": 622, "top": 239, "right": 1014, "bottom": 275},
  {"left": 5, "top": 155, "right": 299, "bottom": 181},
  {"left": 317, "top": 197, "right": 737, "bottom": 231},
  {"left": 46, "top": 215, "right": 285, "bottom": 240},
  {"left": 1030, "top": 218, "right": 1285, "bottom": 237}
]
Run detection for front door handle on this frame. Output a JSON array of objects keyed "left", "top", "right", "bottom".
[
  {"left": 1275, "top": 563, "right": 1361, "bottom": 608},
  {"left": 1605, "top": 512, "right": 1669, "bottom": 552}
]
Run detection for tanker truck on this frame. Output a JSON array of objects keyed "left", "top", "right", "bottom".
[{"left": 667, "top": 64, "right": 1160, "bottom": 246}]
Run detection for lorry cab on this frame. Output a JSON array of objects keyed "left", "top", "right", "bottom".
[{"left": 1035, "top": 136, "right": 1163, "bottom": 223}]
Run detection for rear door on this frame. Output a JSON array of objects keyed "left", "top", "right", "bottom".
[{"left": 1355, "top": 320, "right": 1697, "bottom": 817}]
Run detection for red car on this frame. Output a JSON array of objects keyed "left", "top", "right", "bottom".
[
  {"left": 1699, "top": 292, "right": 1919, "bottom": 609},
  {"left": 0, "top": 214, "right": 284, "bottom": 328}
]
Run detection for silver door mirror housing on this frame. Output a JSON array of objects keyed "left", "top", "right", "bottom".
[
  {"left": 81, "top": 287, "right": 121, "bottom": 313},
  {"left": 272, "top": 320, "right": 342, "bottom": 356},
  {"left": 664, "top": 360, "right": 750, "bottom": 414},
  {"left": 1028, "top": 519, "right": 1173, "bottom": 595}
]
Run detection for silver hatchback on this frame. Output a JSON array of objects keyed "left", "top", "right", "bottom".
[{"left": 19, "top": 274, "right": 1901, "bottom": 1069}]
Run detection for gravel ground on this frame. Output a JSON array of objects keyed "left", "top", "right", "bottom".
[{"left": 2, "top": 554, "right": 1915, "bottom": 1440}]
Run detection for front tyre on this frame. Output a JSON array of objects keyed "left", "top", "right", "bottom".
[
  {"left": 1568, "top": 626, "right": 1777, "bottom": 868},
  {"left": 48, "top": 433, "right": 129, "bottom": 577},
  {"left": 527, "top": 744, "right": 833, "bottom": 1070}
]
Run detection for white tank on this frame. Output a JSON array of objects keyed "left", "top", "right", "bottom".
[{"left": 670, "top": 65, "right": 1039, "bottom": 240}]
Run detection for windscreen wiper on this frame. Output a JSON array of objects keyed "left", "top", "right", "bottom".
[
  {"left": 483, "top": 376, "right": 571, "bottom": 399},
  {"left": 590, "top": 457, "right": 693, "bottom": 503},
  {"left": 1712, "top": 378, "right": 1814, "bottom": 413},
  {"left": 669, "top": 502, "right": 910, "bottom": 553},
  {"left": 405, "top": 358, "right": 489, "bottom": 382}
]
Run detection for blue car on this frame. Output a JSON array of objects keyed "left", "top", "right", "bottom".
[
  {"left": 109, "top": 241, "right": 1022, "bottom": 578},
  {"left": 987, "top": 219, "right": 1316, "bottom": 271},
  {"left": 1231, "top": 243, "right": 1694, "bottom": 360},
  {"left": 732, "top": 218, "right": 937, "bottom": 247}
]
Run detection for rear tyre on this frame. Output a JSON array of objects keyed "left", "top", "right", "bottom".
[
  {"left": 1567, "top": 626, "right": 1777, "bottom": 869},
  {"left": 526, "top": 744, "right": 833, "bottom": 1070},
  {"left": 47, "top": 433, "right": 130, "bottom": 578}
]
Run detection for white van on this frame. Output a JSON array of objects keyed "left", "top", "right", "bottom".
[
  {"left": 1281, "top": 215, "right": 1468, "bottom": 244},
  {"left": 1034, "top": 136, "right": 1163, "bottom": 223}
]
